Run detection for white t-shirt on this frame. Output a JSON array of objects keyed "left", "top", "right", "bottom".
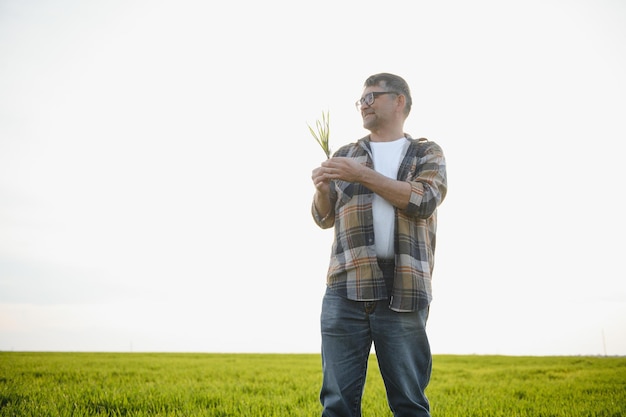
[{"left": 370, "top": 138, "right": 410, "bottom": 259}]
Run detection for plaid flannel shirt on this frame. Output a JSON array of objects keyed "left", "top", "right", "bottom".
[{"left": 312, "top": 135, "right": 447, "bottom": 312}]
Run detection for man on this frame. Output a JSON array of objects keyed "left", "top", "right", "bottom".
[{"left": 311, "top": 73, "right": 447, "bottom": 417}]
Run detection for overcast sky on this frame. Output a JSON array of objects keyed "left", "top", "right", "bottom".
[{"left": 1, "top": 0, "right": 625, "bottom": 356}]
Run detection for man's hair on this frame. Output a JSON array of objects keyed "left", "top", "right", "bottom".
[{"left": 364, "top": 73, "right": 412, "bottom": 116}]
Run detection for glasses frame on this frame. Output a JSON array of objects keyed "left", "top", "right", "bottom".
[{"left": 355, "top": 91, "right": 398, "bottom": 110}]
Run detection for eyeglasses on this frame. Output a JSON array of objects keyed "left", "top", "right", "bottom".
[{"left": 355, "top": 91, "right": 398, "bottom": 110}]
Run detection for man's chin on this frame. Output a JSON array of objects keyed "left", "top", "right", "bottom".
[
  {"left": 362, "top": 116, "right": 375, "bottom": 130},
  {"left": 363, "top": 122, "right": 375, "bottom": 131}
]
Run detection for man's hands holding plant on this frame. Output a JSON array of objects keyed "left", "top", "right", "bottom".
[{"left": 313, "top": 157, "right": 365, "bottom": 186}]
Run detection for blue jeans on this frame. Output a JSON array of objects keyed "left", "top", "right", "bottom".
[{"left": 320, "top": 288, "right": 432, "bottom": 417}]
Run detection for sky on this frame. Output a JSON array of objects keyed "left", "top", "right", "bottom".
[{"left": 1, "top": 0, "right": 625, "bottom": 356}]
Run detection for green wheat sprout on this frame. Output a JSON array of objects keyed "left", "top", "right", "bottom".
[{"left": 307, "top": 110, "right": 331, "bottom": 159}]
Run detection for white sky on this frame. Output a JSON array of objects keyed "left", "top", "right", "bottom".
[{"left": 1, "top": 0, "right": 625, "bottom": 356}]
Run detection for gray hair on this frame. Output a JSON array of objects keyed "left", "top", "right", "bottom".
[{"left": 364, "top": 73, "right": 412, "bottom": 116}]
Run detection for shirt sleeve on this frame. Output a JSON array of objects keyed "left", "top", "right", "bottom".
[
  {"left": 311, "top": 181, "right": 338, "bottom": 229},
  {"left": 402, "top": 141, "right": 447, "bottom": 219},
  {"left": 311, "top": 200, "right": 335, "bottom": 229}
]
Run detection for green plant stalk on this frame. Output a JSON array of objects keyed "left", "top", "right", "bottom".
[{"left": 308, "top": 110, "right": 331, "bottom": 159}]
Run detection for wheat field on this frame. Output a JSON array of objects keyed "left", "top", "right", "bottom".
[{"left": 1, "top": 352, "right": 624, "bottom": 416}]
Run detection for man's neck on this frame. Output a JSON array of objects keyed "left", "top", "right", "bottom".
[{"left": 369, "top": 127, "right": 405, "bottom": 143}]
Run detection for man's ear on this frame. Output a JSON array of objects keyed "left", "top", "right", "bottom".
[{"left": 396, "top": 94, "right": 407, "bottom": 113}]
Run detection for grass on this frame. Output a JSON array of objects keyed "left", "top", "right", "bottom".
[{"left": 0, "top": 352, "right": 624, "bottom": 416}]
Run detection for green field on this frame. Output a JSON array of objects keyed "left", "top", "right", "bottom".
[{"left": 1, "top": 352, "right": 624, "bottom": 416}]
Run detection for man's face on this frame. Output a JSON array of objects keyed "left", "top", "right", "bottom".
[{"left": 358, "top": 85, "right": 398, "bottom": 131}]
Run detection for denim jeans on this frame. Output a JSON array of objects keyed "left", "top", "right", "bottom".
[{"left": 320, "top": 287, "right": 432, "bottom": 417}]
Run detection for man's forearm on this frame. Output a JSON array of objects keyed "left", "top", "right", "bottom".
[
  {"left": 313, "top": 190, "right": 333, "bottom": 220},
  {"left": 357, "top": 167, "right": 412, "bottom": 210}
]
